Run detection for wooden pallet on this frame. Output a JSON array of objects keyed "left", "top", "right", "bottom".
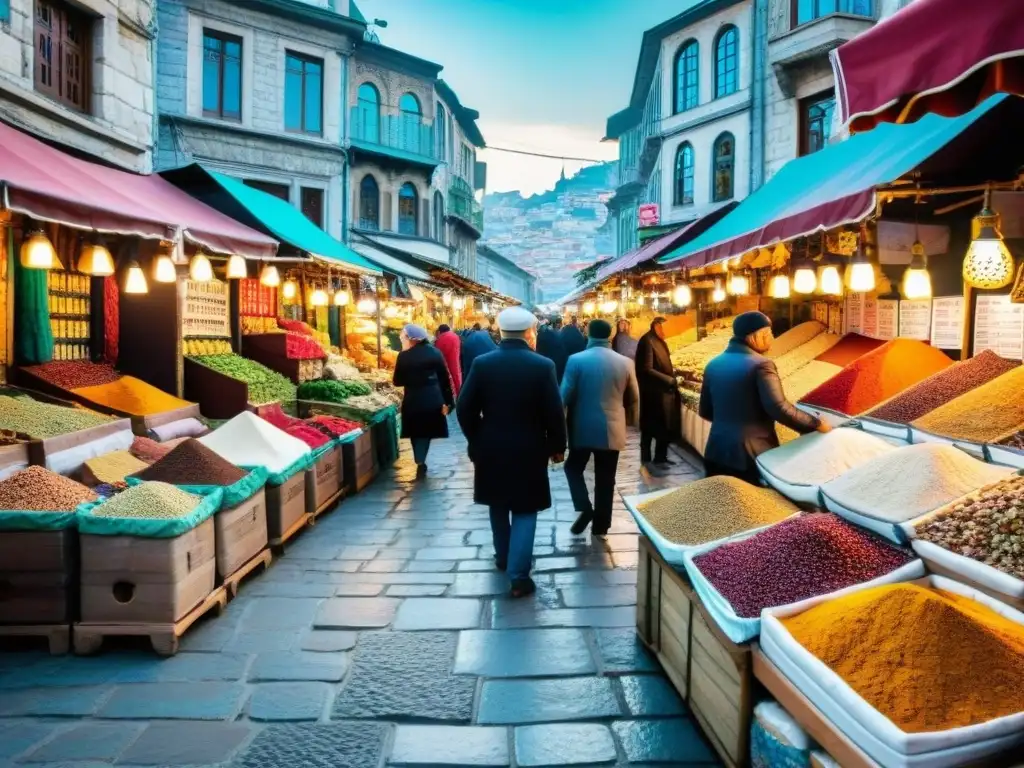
[
  {"left": 0, "top": 624, "right": 70, "bottom": 655},
  {"left": 223, "top": 548, "right": 272, "bottom": 599},
  {"left": 268, "top": 511, "right": 311, "bottom": 550},
  {"left": 72, "top": 587, "right": 228, "bottom": 657}
]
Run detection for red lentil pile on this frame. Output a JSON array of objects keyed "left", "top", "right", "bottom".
[
  {"left": 310, "top": 414, "right": 362, "bottom": 438},
  {"left": 814, "top": 333, "right": 885, "bottom": 367},
  {"left": 801, "top": 338, "right": 952, "bottom": 415},
  {"left": 129, "top": 438, "right": 247, "bottom": 486},
  {"left": 24, "top": 361, "right": 121, "bottom": 390},
  {"left": 866, "top": 350, "right": 1018, "bottom": 424},
  {"left": 260, "top": 404, "right": 332, "bottom": 448},
  {"left": 693, "top": 513, "right": 915, "bottom": 617}
]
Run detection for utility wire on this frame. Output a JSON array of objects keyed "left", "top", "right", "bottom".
[{"left": 483, "top": 145, "right": 612, "bottom": 163}]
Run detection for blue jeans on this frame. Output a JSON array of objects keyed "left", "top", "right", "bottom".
[
  {"left": 411, "top": 438, "right": 431, "bottom": 465},
  {"left": 489, "top": 508, "right": 538, "bottom": 581}
]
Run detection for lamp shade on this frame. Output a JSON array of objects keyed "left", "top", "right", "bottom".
[
  {"left": 770, "top": 274, "right": 791, "bottom": 299},
  {"left": 260, "top": 264, "right": 280, "bottom": 287},
  {"left": 226, "top": 254, "right": 247, "bottom": 279},
  {"left": 124, "top": 261, "right": 148, "bottom": 294},
  {"left": 849, "top": 262, "right": 876, "bottom": 293},
  {"left": 189, "top": 252, "right": 214, "bottom": 282},
  {"left": 154, "top": 255, "right": 177, "bottom": 283},
  {"left": 728, "top": 273, "right": 749, "bottom": 296},
  {"left": 310, "top": 288, "right": 328, "bottom": 307},
  {"left": 334, "top": 288, "right": 350, "bottom": 306},
  {"left": 963, "top": 215, "right": 1014, "bottom": 289},
  {"left": 20, "top": 230, "right": 56, "bottom": 269},
  {"left": 282, "top": 280, "right": 298, "bottom": 301},
  {"left": 820, "top": 265, "right": 843, "bottom": 296},
  {"left": 78, "top": 242, "right": 115, "bottom": 276},
  {"left": 793, "top": 266, "right": 817, "bottom": 294},
  {"left": 582, "top": 300, "right": 595, "bottom": 315},
  {"left": 672, "top": 284, "right": 692, "bottom": 307},
  {"left": 903, "top": 241, "right": 932, "bottom": 299}
]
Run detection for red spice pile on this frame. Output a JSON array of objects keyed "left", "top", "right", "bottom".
[
  {"left": 25, "top": 361, "right": 121, "bottom": 390},
  {"left": 285, "top": 333, "right": 326, "bottom": 360},
  {"left": 801, "top": 338, "right": 953, "bottom": 415},
  {"left": 260, "top": 404, "right": 331, "bottom": 448},
  {"left": 311, "top": 414, "right": 362, "bottom": 437},
  {"left": 129, "top": 436, "right": 189, "bottom": 463},
  {"left": 814, "top": 333, "right": 885, "bottom": 367},
  {"left": 278, "top": 319, "right": 313, "bottom": 336}
]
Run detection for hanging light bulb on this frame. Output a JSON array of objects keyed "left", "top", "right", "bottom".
[
  {"left": 849, "top": 227, "right": 876, "bottom": 293},
  {"left": 226, "top": 254, "right": 247, "bottom": 279},
  {"left": 672, "top": 284, "right": 692, "bottom": 307},
  {"left": 153, "top": 254, "right": 177, "bottom": 283},
  {"left": 356, "top": 296, "right": 376, "bottom": 314},
  {"left": 453, "top": 295, "right": 466, "bottom": 310},
  {"left": 729, "top": 273, "right": 749, "bottom": 296},
  {"left": 582, "top": 300, "right": 596, "bottom": 315},
  {"left": 384, "top": 304, "right": 399, "bottom": 319},
  {"left": 334, "top": 287, "right": 350, "bottom": 306},
  {"left": 636, "top": 294, "right": 646, "bottom": 306},
  {"left": 770, "top": 274, "right": 791, "bottom": 299},
  {"left": 903, "top": 240, "right": 932, "bottom": 299},
  {"left": 282, "top": 279, "right": 298, "bottom": 301},
  {"left": 78, "top": 239, "right": 115, "bottom": 276},
  {"left": 260, "top": 264, "right": 280, "bottom": 287},
  {"left": 793, "top": 261, "right": 817, "bottom": 294},
  {"left": 20, "top": 226, "right": 56, "bottom": 269},
  {"left": 652, "top": 296, "right": 660, "bottom": 309},
  {"left": 310, "top": 288, "right": 328, "bottom": 307},
  {"left": 820, "top": 264, "right": 843, "bottom": 296},
  {"left": 963, "top": 191, "right": 1015, "bottom": 289},
  {"left": 124, "top": 260, "right": 148, "bottom": 294},
  {"left": 189, "top": 251, "right": 214, "bottom": 282},
  {"left": 712, "top": 281, "right": 726, "bottom": 303}
]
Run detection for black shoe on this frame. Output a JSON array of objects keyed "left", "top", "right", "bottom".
[
  {"left": 591, "top": 526, "right": 610, "bottom": 537},
  {"left": 416, "top": 464, "right": 427, "bottom": 479},
  {"left": 655, "top": 457, "right": 675, "bottom": 466},
  {"left": 570, "top": 512, "right": 593, "bottom": 536},
  {"left": 510, "top": 577, "right": 536, "bottom": 598},
  {"left": 493, "top": 554, "right": 507, "bottom": 572}
]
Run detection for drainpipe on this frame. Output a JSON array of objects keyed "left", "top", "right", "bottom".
[
  {"left": 341, "top": 49, "right": 351, "bottom": 242},
  {"left": 149, "top": 4, "right": 160, "bottom": 172},
  {"left": 750, "top": 0, "right": 767, "bottom": 192}
]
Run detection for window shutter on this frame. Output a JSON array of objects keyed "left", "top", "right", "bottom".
[
  {"left": 382, "top": 191, "right": 393, "bottom": 231},
  {"left": 420, "top": 199, "right": 429, "bottom": 238}
]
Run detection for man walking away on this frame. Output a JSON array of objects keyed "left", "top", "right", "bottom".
[
  {"left": 700, "top": 311, "right": 829, "bottom": 483},
  {"left": 537, "top": 316, "right": 568, "bottom": 383},
  {"left": 561, "top": 319, "right": 639, "bottom": 536},
  {"left": 434, "top": 324, "right": 462, "bottom": 397},
  {"left": 461, "top": 325, "right": 497, "bottom": 379},
  {"left": 457, "top": 307, "right": 566, "bottom": 598},
  {"left": 560, "top": 315, "right": 586, "bottom": 359},
  {"left": 635, "top": 317, "right": 681, "bottom": 472}
]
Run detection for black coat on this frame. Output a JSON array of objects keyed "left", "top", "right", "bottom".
[
  {"left": 393, "top": 341, "right": 455, "bottom": 440},
  {"left": 460, "top": 330, "right": 497, "bottom": 378},
  {"left": 536, "top": 326, "right": 568, "bottom": 383},
  {"left": 636, "top": 329, "right": 680, "bottom": 438},
  {"left": 456, "top": 339, "right": 567, "bottom": 514},
  {"left": 560, "top": 325, "right": 587, "bottom": 359},
  {"left": 699, "top": 338, "right": 820, "bottom": 474}
]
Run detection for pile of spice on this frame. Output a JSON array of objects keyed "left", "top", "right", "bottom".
[
  {"left": 82, "top": 450, "right": 150, "bottom": 486},
  {"left": 670, "top": 326, "right": 735, "bottom": 386},
  {"left": 0, "top": 395, "right": 115, "bottom": 439},
  {"left": 758, "top": 428, "right": 895, "bottom": 487},
  {"left": 0, "top": 466, "right": 96, "bottom": 510},
  {"left": 23, "top": 361, "right": 121, "bottom": 390},
  {"left": 781, "top": 584, "right": 1024, "bottom": 732},
  {"left": 821, "top": 443, "right": 1011, "bottom": 523},
  {"left": 260, "top": 404, "right": 332, "bottom": 448},
  {"left": 130, "top": 439, "right": 247, "bottom": 486},
  {"left": 188, "top": 354, "right": 297, "bottom": 405},
  {"left": 866, "top": 350, "right": 1018, "bottom": 424},
  {"left": 199, "top": 411, "right": 311, "bottom": 474},
  {"left": 914, "top": 474, "right": 1024, "bottom": 579},
  {"left": 129, "top": 436, "right": 189, "bottom": 463},
  {"left": 814, "top": 333, "right": 885, "bottom": 368},
  {"left": 913, "top": 365, "right": 1024, "bottom": 443},
  {"left": 765, "top": 321, "right": 825, "bottom": 360},
  {"left": 801, "top": 339, "right": 953, "bottom": 416},
  {"left": 90, "top": 482, "right": 201, "bottom": 520},
  {"left": 773, "top": 333, "right": 841, "bottom": 379},
  {"left": 73, "top": 376, "right": 194, "bottom": 416},
  {"left": 310, "top": 414, "right": 362, "bottom": 438},
  {"left": 638, "top": 477, "right": 798, "bottom": 545},
  {"left": 693, "top": 513, "right": 914, "bottom": 617}
]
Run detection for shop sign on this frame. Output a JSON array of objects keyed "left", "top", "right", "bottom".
[
  {"left": 974, "top": 293, "right": 1024, "bottom": 360},
  {"left": 930, "top": 296, "right": 965, "bottom": 350},
  {"left": 898, "top": 299, "right": 932, "bottom": 340},
  {"left": 184, "top": 278, "right": 230, "bottom": 338},
  {"left": 638, "top": 203, "right": 659, "bottom": 228}
]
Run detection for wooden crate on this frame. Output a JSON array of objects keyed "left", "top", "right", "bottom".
[
  {"left": 183, "top": 357, "right": 249, "bottom": 420},
  {"left": 636, "top": 536, "right": 693, "bottom": 700},
  {"left": 214, "top": 488, "right": 268, "bottom": 579},
  {"left": 266, "top": 471, "right": 308, "bottom": 547},
  {"left": 305, "top": 445, "right": 343, "bottom": 515},
  {"left": 342, "top": 431, "right": 376, "bottom": 494},
  {"left": 0, "top": 528, "right": 77, "bottom": 625}
]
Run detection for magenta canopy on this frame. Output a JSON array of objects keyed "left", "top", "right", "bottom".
[
  {"left": 0, "top": 122, "right": 278, "bottom": 259},
  {"left": 832, "top": 0, "right": 1024, "bottom": 133}
]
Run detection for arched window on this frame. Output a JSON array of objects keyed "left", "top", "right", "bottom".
[
  {"left": 358, "top": 175, "right": 380, "bottom": 230},
  {"left": 436, "top": 102, "right": 447, "bottom": 160},
  {"left": 399, "top": 92, "right": 422, "bottom": 154},
  {"left": 673, "top": 40, "right": 699, "bottom": 113},
  {"left": 433, "top": 190, "right": 445, "bottom": 243},
  {"left": 714, "top": 25, "right": 739, "bottom": 98},
  {"left": 674, "top": 142, "right": 694, "bottom": 206},
  {"left": 356, "top": 83, "right": 380, "bottom": 142},
  {"left": 398, "top": 182, "right": 418, "bottom": 235},
  {"left": 712, "top": 133, "right": 735, "bottom": 202}
]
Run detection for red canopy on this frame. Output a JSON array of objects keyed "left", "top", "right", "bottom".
[
  {"left": 0, "top": 122, "right": 278, "bottom": 259},
  {"left": 832, "top": 0, "right": 1024, "bottom": 133}
]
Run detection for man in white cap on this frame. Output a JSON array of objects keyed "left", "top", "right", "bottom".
[{"left": 457, "top": 306, "right": 566, "bottom": 598}]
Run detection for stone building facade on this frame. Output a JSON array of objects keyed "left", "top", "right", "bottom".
[{"left": 0, "top": 0, "right": 155, "bottom": 171}]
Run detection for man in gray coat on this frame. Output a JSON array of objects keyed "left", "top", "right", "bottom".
[{"left": 560, "top": 319, "right": 640, "bottom": 536}]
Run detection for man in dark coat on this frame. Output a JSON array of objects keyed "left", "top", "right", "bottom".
[
  {"left": 700, "top": 311, "right": 829, "bottom": 483},
  {"left": 560, "top": 316, "right": 587, "bottom": 359},
  {"left": 457, "top": 307, "right": 566, "bottom": 598},
  {"left": 536, "top": 317, "right": 567, "bottom": 383},
  {"left": 393, "top": 324, "right": 456, "bottom": 479},
  {"left": 461, "top": 327, "right": 497, "bottom": 379},
  {"left": 635, "top": 317, "right": 681, "bottom": 470}
]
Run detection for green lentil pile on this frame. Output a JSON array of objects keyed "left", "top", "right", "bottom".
[
  {"left": 0, "top": 395, "right": 114, "bottom": 438},
  {"left": 0, "top": 466, "right": 96, "bottom": 511},
  {"left": 638, "top": 476, "right": 799, "bottom": 545},
  {"left": 90, "top": 482, "right": 201, "bottom": 520}
]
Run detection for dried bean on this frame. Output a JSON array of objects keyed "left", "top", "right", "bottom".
[
  {"left": 0, "top": 395, "right": 115, "bottom": 439},
  {"left": 23, "top": 361, "right": 120, "bottom": 390},
  {"left": 913, "top": 365, "right": 1024, "bottom": 443},
  {"left": 0, "top": 466, "right": 96, "bottom": 511},
  {"left": 131, "top": 439, "right": 246, "bottom": 486},
  {"left": 693, "top": 513, "right": 915, "bottom": 617},
  {"left": 83, "top": 450, "right": 150, "bottom": 486},
  {"left": 90, "top": 481, "right": 200, "bottom": 519}
]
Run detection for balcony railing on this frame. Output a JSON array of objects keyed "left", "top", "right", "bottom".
[
  {"left": 448, "top": 183, "right": 484, "bottom": 233},
  {"left": 350, "top": 108, "right": 436, "bottom": 163}
]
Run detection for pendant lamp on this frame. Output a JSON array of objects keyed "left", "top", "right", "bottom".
[
  {"left": 124, "top": 261, "right": 148, "bottom": 294},
  {"left": 153, "top": 255, "right": 177, "bottom": 283},
  {"left": 820, "top": 264, "right": 843, "bottom": 296},
  {"left": 78, "top": 240, "right": 115, "bottom": 276},
  {"left": 849, "top": 226, "right": 876, "bottom": 293},
  {"left": 793, "top": 264, "right": 817, "bottom": 294},
  {"left": 712, "top": 281, "right": 726, "bottom": 303},
  {"left": 282, "top": 279, "right": 298, "bottom": 301},
  {"left": 903, "top": 239, "right": 932, "bottom": 299},
  {"left": 190, "top": 251, "right": 214, "bottom": 282},
  {"left": 356, "top": 296, "right": 376, "bottom": 314},
  {"left": 20, "top": 226, "right": 56, "bottom": 270},
  {"left": 384, "top": 304, "right": 399, "bottom": 319},
  {"left": 636, "top": 294, "right": 646, "bottom": 306},
  {"left": 226, "top": 254, "right": 247, "bottom": 279},
  {"left": 729, "top": 272, "right": 749, "bottom": 296},
  {"left": 770, "top": 274, "right": 791, "bottom": 299},
  {"left": 672, "top": 284, "right": 692, "bottom": 307},
  {"left": 310, "top": 288, "right": 328, "bottom": 307},
  {"left": 963, "top": 190, "right": 1014, "bottom": 289},
  {"left": 334, "top": 288, "right": 350, "bottom": 306},
  {"left": 260, "top": 264, "right": 280, "bottom": 287}
]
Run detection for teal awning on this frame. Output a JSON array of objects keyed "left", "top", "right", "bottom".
[
  {"left": 660, "top": 94, "right": 1007, "bottom": 266},
  {"left": 207, "top": 171, "right": 381, "bottom": 275}
]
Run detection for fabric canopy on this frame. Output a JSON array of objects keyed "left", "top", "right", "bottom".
[
  {"left": 660, "top": 95, "right": 1005, "bottom": 267},
  {"left": 832, "top": 0, "right": 1024, "bottom": 133},
  {"left": 0, "top": 121, "right": 277, "bottom": 259}
]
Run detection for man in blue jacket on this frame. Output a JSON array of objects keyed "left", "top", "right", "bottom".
[
  {"left": 699, "top": 311, "right": 829, "bottom": 483},
  {"left": 460, "top": 326, "right": 497, "bottom": 379}
]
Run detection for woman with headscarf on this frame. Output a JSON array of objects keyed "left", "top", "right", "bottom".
[
  {"left": 611, "top": 318, "right": 638, "bottom": 359},
  {"left": 393, "top": 324, "right": 455, "bottom": 478}
]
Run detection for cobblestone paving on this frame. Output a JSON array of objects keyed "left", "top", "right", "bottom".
[{"left": 0, "top": 428, "right": 718, "bottom": 767}]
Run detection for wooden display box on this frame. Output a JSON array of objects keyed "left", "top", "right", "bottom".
[
  {"left": 29, "top": 418, "right": 134, "bottom": 475},
  {"left": 0, "top": 441, "right": 30, "bottom": 480},
  {"left": 243, "top": 334, "right": 323, "bottom": 385},
  {"left": 184, "top": 357, "right": 249, "bottom": 420},
  {"left": 0, "top": 528, "right": 77, "bottom": 625},
  {"left": 306, "top": 446, "right": 343, "bottom": 516},
  {"left": 636, "top": 535, "right": 693, "bottom": 698},
  {"left": 79, "top": 518, "right": 216, "bottom": 624},
  {"left": 266, "top": 470, "right": 308, "bottom": 546},
  {"left": 214, "top": 488, "right": 268, "bottom": 579},
  {"left": 342, "top": 431, "right": 376, "bottom": 493},
  {"left": 134, "top": 404, "right": 202, "bottom": 437}
]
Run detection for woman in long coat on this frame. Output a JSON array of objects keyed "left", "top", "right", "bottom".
[{"left": 393, "top": 324, "right": 455, "bottom": 478}]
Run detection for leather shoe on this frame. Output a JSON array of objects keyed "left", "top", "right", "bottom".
[
  {"left": 493, "top": 554, "right": 507, "bottom": 572},
  {"left": 510, "top": 577, "right": 536, "bottom": 598},
  {"left": 570, "top": 512, "right": 593, "bottom": 536}
]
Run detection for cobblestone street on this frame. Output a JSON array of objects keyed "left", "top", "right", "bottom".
[{"left": 0, "top": 429, "right": 719, "bottom": 768}]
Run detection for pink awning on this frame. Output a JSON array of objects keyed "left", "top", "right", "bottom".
[
  {"left": 832, "top": 0, "right": 1024, "bottom": 133},
  {"left": 0, "top": 122, "right": 278, "bottom": 259}
]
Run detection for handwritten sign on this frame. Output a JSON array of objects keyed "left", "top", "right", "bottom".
[
  {"left": 974, "top": 294, "right": 1024, "bottom": 360},
  {"left": 898, "top": 299, "right": 932, "bottom": 341},
  {"left": 183, "top": 279, "right": 230, "bottom": 338},
  {"left": 930, "top": 296, "right": 965, "bottom": 350},
  {"left": 876, "top": 299, "right": 898, "bottom": 340}
]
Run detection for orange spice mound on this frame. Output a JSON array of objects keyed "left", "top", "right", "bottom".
[
  {"left": 801, "top": 338, "right": 952, "bottom": 415},
  {"left": 782, "top": 584, "right": 1024, "bottom": 732},
  {"left": 814, "top": 333, "right": 885, "bottom": 367}
]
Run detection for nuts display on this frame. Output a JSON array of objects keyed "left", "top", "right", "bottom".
[{"left": 0, "top": 465, "right": 96, "bottom": 511}]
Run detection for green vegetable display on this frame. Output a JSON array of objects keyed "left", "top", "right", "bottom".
[
  {"left": 189, "top": 354, "right": 297, "bottom": 406},
  {"left": 0, "top": 395, "right": 115, "bottom": 438},
  {"left": 298, "top": 378, "right": 371, "bottom": 403}
]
